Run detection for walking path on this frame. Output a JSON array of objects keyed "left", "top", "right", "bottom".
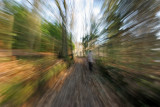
[{"left": 36, "top": 58, "right": 122, "bottom": 107}]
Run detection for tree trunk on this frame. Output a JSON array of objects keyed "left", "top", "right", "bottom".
[{"left": 61, "top": 23, "right": 68, "bottom": 58}]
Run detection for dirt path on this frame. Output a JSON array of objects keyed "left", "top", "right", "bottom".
[{"left": 35, "top": 58, "right": 122, "bottom": 107}]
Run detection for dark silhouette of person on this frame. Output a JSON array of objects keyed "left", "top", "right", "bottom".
[{"left": 87, "top": 50, "right": 94, "bottom": 71}]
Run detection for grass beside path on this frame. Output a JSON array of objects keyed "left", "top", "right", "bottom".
[{"left": 0, "top": 56, "right": 68, "bottom": 107}]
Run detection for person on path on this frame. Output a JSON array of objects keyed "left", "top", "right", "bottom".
[{"left": 87, "top": 50, "right": 94, "bottom": 71}]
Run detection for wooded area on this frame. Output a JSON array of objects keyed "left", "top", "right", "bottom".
[{"left": 0, "top": 0, "right": 160, "bottom": 107}]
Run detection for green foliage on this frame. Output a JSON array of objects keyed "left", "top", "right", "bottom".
[
  {"left": 93, "top": 0, "right": 160, "bottom": 106},
  {"left": 2, "top": 0, "right": 75, "bottom": 56},
  {"left": 39, "top": 21, "right": 62, "bottom": 53},
  {"left": 12, "top": 7, "right": 32, "bottom": 49},
  {"left": 72, "top": 42, "right": 75, "bottom": 50}
]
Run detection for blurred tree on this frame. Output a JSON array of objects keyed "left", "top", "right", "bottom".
[
  {"left": 2, "top": 0, "right": 41, "bottom": 50},
  {"left": 28, "top": 0, "right": 41, "bottom": 51},
  {"left": 55, "top": 0, "right": 68, "bottom": 58},
  {"left": 40, "top": 21, "right": 62, "bottom": 53}
]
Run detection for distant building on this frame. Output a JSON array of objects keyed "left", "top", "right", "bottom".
[{"left": 74, "top": 42, "right": 83, "bottom": 56}]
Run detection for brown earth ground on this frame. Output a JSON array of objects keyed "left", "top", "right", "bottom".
[{"left": 25, "top": 58, "right": 128, "bottom": 107}]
